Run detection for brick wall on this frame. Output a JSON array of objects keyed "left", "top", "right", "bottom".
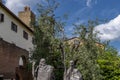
[{"left": 0, "top": 38, "right": 29, "bottom": 79}]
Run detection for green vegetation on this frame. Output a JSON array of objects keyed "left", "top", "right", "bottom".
[
  {"left": 31, "top": 0, "right": 64, "bottom": 80},
  {"left": 31, "top": 0, "right": 120, "bottom": 80},
  {"left": 98, "top": 43, "right": 120, "bottom": 80},
  {"left": 64, "top": 21, "right": 103, "bottom": 80}
]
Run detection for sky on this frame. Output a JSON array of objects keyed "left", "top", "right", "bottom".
[{"left": 3, "top": 0, "right": 120, "bottom": 53}]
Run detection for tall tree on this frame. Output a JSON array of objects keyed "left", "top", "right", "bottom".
[
  {"left": 63, "top": 21, "right": 103, "bottom": 80},
  {"left": 31, "top": 0, "right": 65, "bottom": 80}
]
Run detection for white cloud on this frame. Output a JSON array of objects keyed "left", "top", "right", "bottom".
[
  {"left": 86, "top": 0, "right": 98, "bottom": 7},
  {"left": 5, "top": 0, "right": 45, "bottom": 15},
  {"left": 86, "top": 0, "right": 92, "bottom": 7},
  {"left": 95, "top": 15, "right": 120, "bottom": 41}
]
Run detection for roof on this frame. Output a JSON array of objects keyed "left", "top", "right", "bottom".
[
  {"left": 0, "top": 2, "right": 33, "bottom": 34},
  {"left": 66, "top": 37, "right": 104, "bottom": 49},
  {"left": 66, "top": 37, "right": 79, "bottom": 41}
]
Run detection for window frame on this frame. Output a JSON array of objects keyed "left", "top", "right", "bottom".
[
  {"left": 11, "top": 22, "right": 17, "bottom": 32},
  {"left": 0, "top": 13, "right": 4, "bottom": 22},
  {"left": 23, "top": 31, "right": 28, "bottom": 40}
]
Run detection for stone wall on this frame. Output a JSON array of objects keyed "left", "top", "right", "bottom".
[
  {"left": 0, "top": 38, "right": 29, "bottom": 79},
  {"left": 18, "top": 6, "right": 35, "bottom": 29}
]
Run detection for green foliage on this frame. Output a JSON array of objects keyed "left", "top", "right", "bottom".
[
  {"left": 64, "top": 21, "right": 103, "bottom": 80},
  {"left": 31, "top": 0, "right": 64, "bottom": 80},
  {"left": 31, "top": 0, "right": 120, "bottom": 79},
  {"left": 32, "top": 0, "right": 57, "bottom": 62},
  {"left": 98, "top": 44, "right": 120, "bottom": 80}
]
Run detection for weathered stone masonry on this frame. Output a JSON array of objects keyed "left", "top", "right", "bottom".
[{"left": 0, "top": 38, "right": 29, "bottom": 79}]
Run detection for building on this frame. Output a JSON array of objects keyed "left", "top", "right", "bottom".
[
  {"left": 0, "top": 2, "right": 35, "bottom": 79},
  {"left": 66, "top": 37, "right": 104, "bottom": 49},
  {"left": 18, "top": 6, "right": 35, "bottom": 30}
]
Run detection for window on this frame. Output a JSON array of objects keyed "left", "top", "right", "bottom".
[
  {"left": 23, "top": 31, "right": 28, "bottom": 40},
  {"left": 0, "top": 13, "right": 4, "bottom": 22},
  {"left": 11, "top": 22, "right": 17, "bottom": 32}
]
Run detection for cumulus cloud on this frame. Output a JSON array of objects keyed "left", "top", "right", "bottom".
[
  {"left": 95, "top": 15, "right": 120, "bottom": 41},
  {"left": 5, "top": 0, "right": 45, "bottom": 15}
]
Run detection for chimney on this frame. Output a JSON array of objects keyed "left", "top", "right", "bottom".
[
  {"left": 24, "top": 6, "right": 30, "bottom": 11},
  {"left": 18, "top": 6, "right": 35, "bottom": 30}
]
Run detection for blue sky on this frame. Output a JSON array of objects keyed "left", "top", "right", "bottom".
[{"left": 3, "top": 0, "right": 120, "bottom": 53}]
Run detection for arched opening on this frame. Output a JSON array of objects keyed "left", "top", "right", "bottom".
[
  {"left": 15, "top": 55, "right": 29, "bottom": 80},
  {"left": 19, "top": 55, "right": 27, "bottom": 67}
]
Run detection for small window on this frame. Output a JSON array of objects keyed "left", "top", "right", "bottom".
[
  {"left": 11, "top": 22, "right": 17, "bottom": 32},
  {"left": 23, "top": 31, "right": 28, "bottom": 40},
  {"left": 0, "top": 13, "right": 4, "bottom": 22}
]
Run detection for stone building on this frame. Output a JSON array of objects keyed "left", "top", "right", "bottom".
[
  {"left": 0, "top": 2, "right": 35, "bottom": 80},
  {"left": 65, "top": 37, "right": 104, "bottom": 49}
]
